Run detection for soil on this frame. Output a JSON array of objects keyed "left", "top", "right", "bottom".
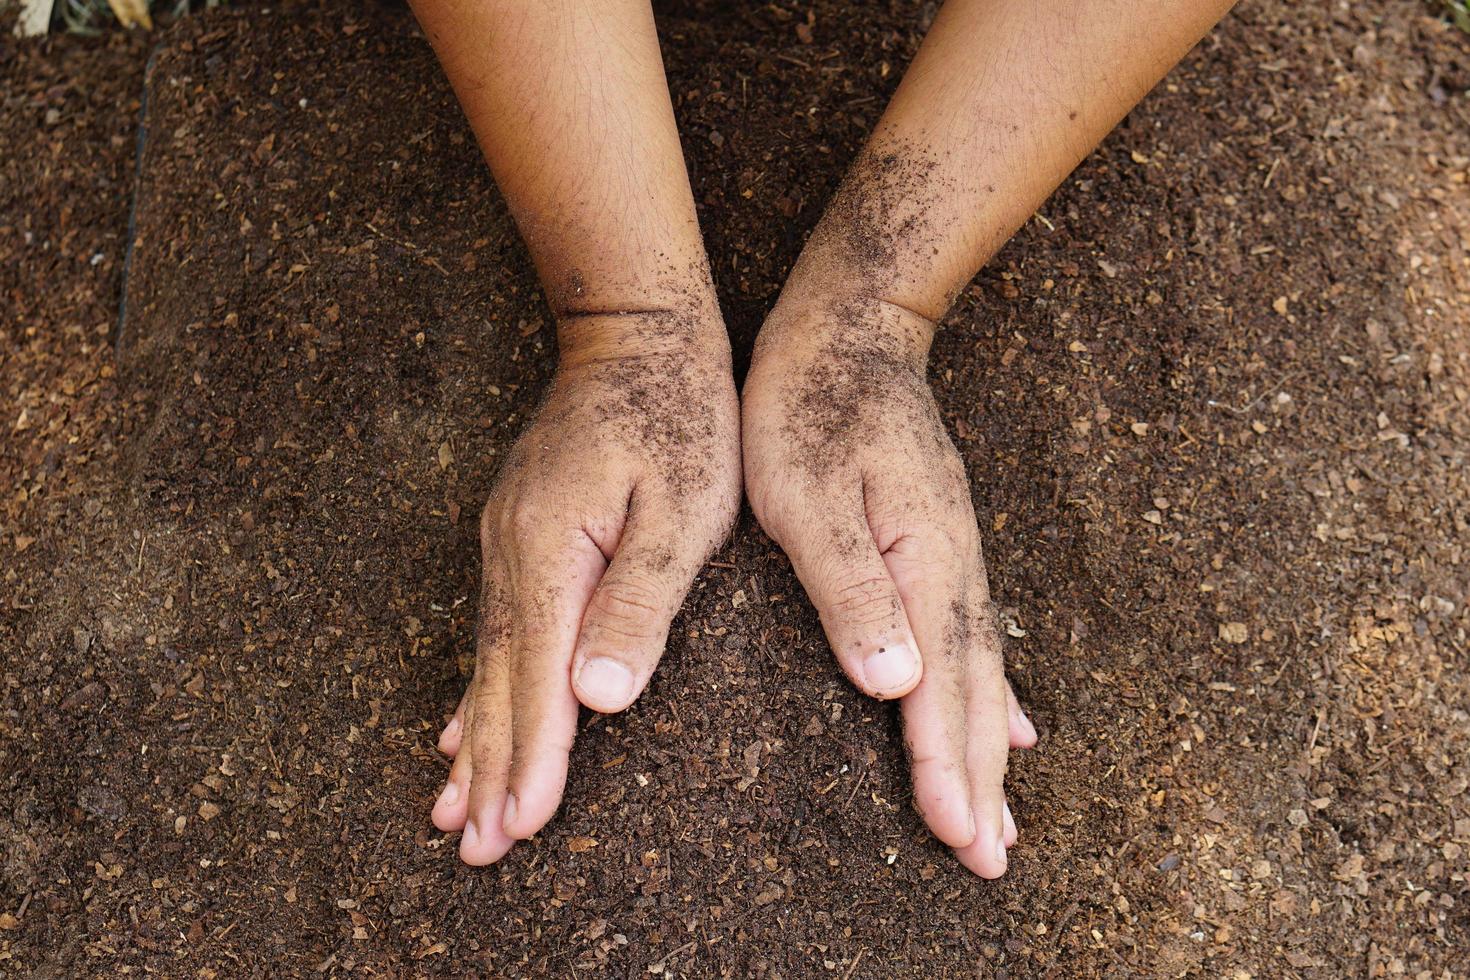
[{"left": 3, "top": 0, "right": 1469, "bottom": 976}]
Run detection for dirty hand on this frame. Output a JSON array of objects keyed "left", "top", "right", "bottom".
[
  {"left": 741, "top": 297, "right": 1037, "bottom": 878},
  {"left": 432, "top": 312, "right": 741, "bottom": 865}
]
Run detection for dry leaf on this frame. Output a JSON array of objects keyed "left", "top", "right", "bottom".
[
  {"left": 104, "top": 0, "right": 153, "bottom": 29},
  {"left": 15, "top": 0, "right": 55, "bottom": 36}
]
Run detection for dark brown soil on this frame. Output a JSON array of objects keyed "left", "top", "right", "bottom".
[{"left": 3, "top": 1, "right": 1468, "bottom": 976}]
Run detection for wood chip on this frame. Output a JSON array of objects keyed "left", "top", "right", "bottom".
[{"left": 1218, "top": 622, "right": 1249, "bottom": 644}]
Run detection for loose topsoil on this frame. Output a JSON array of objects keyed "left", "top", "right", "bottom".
[{"left": 3, "top": 1, "right": 1469, "bottom": 976}]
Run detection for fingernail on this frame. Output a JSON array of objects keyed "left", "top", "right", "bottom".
[
  {"left": 994, "top": 836, "right": 1008, "bottom": 867},
  {"left": 443, "top": 717, "right": 462, "bottom": 741},
  {"left": 462, "top": 819, "right": 479, "bottom": 850},
  {"left": 967, "top": 808, "right": 978, "bottom": 843},
  {"left": 502, "top": 794, "right": 519, "bottom": 831},
  {"left": 1003, "top": 801, "right": 1015, "bottom": 839},
  {"left": 577, "top": 657, "right": 634, "bottom": 708},
  {"left": 1018, "top": 710, "right": 1037, "bottom": 742},
  {"left": 437, "top": 781, "right": 460, "bottom": 808},
  {"left": 863, "top": 643, "right": 919, "bottom": 694}
]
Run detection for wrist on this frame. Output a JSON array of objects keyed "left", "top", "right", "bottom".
[
  {"left": 777, "top": 140, "right": 971, "bottom": 327},
  {"left": 555, "top": 305, "right": 731, "bottom": 370},
  {"left": 753, "top": 288, "right": 937, "bottom": 373}
]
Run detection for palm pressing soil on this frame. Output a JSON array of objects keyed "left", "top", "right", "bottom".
[{"left": 2, "top": 1, "right": 1468, "bottom": 975}]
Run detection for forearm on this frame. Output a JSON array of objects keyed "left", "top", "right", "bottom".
[
  {"left": 410, "top": 0, "right": 720, "bottom": 351},
  {"left": 781, "top": 0, "right": 1237, "bottom": 327}
]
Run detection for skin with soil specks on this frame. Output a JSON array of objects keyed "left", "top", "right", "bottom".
[
  {"left": 407, "top": 0, "right": 751, "bottom": 862},
  {"left": 745, "top": 297, "right": 1026, "bottom": 874},
  {"left": 431, "top": 313, "right": 741, "bottom": 863},
  {"left": 737, "top": 0, "right": 1236, "bottom": 876},
  {"left": 406, "top": 0, "right": 1236, "bottom": 877}
]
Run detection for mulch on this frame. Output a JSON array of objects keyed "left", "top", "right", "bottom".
[{"left": 2, "top": 1, "right": 1468, "bottom": 975}]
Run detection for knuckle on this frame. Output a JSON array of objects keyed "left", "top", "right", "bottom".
[
  {"left": 889, "top": 524, "right": 969, "bottom": 579},
  {"left": 863, "top": 496, "right": 907, "bottom": 543},
  {"left": 587, "top": 575, "right": 666, "bottom": 638},
  {"left": 910, "top": 522, "right": 963, "bottom": 566},
  {"left": 466, "top": 700, "right": 500, "bottom": 751},
  {"left": 748, "top": 469, "right": 848, "bottom": 545},
  {"left": 480, "top": 491, "right": 542, "bottom": 551},
  {"left": 870, "top": 495, "right": 975, "bottom": 561},
  {"left": 475, "top": 637, "right": 510, "bottom": 674},
  {"left": 937, "top": 446, "right": 969, "bottom": 485},
  {"left": 909, "top": 750, "right": 962, "bottom": 774},
  {"left": 746, "top": 478, "right": 794, "bottom": 539},
  {"left": 505, "top": 497, "right": 544, "bottom": 543},
  {"left": 827, "top": 575, "right": 901, "bottom": 627}
]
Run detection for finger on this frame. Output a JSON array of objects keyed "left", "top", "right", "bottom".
[
  {"left": 438, "top": 693, "right": 468, "bottom": 758},
  {"left": 771, "top": 485, "right": 922, "bottom": 700},
  {"left": 951, "top": 642, "right": 1011, "bottom": 879},
  {"left": 1002, "top": 799, "right": 1018, "bottom": 848},
  {"left": 460, "top": 658, "right": 516, "bottom": 865},
  {"left": 888, "top": 532, "right": 975, "bottom": 848},
  {"left": 899, "top": 657, "right": 975, "bottom": 848},
  {"left": 1007, "top": 682, "right": 1038, "bottom": 749},
  {"left": 502, "top": 531, "right": 606, "bottom": 840},
  {"left": 571, "top": 489, "right": 712, "bottom": 714},
  {"left": 432, "top": 711, "right": 474, "bottom": 832},
  {"left": 881, "top": 493, "right": 1013, "bottom": 877}
]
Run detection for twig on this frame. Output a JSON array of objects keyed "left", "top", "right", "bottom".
[
  {"left": 265, "top": 734, "right": 283, "bottom": 779},
  {"left": 364, "top": 221, "right": 419, "bottom": 251},
  {"left": 1305, "top": 705, "right": 1326, "bottom": 757},
  {"left": 844, "top": 769, "right": 867, "bottom": 805},
  {"left": 775, "top": 54, "right": 813, "bottom": 70},
  {"left": 1205, "top": 376, "right": 1294, "bottom": 415}
]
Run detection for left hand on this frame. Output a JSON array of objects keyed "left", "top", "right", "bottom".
[{"left": 432, "top": 313, "right": 741, "bottom": 864}]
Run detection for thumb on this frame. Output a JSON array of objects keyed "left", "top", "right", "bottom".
[
  {"left": 775, "top": 496, "right": 922, "bottom": 700},
  {"left": 571, "top": 492, "right": 709, "bottom": 713}
]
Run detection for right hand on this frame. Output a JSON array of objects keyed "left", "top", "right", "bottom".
[
  {"left": 741, "top": 297, "right": 1037, "bottom": 878},
  {"left": 431, "top": 312, "right": 741, "bottom": 865}
]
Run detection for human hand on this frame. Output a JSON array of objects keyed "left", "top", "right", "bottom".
[
  {"left": 741, "top": 297, "right": 1036, "bottom": 878},
  {"left": 432, "top": 312, "right": 741, "bottom": 864}
]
